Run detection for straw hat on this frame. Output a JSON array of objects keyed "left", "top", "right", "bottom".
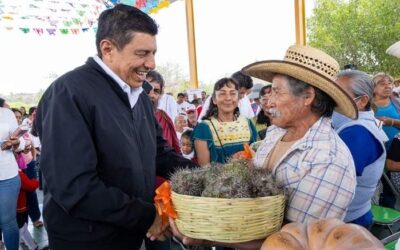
[{"left": 242, "top": 45, "right": 357, "bottom": 119}]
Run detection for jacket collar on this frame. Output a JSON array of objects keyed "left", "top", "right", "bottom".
[{"left": 86, "top": 57, "right": 132, "bottom": 109}]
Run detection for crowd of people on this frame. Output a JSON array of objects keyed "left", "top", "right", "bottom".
[
  {"left": 1, "top": 3, "right": 400, "bottom": 250},
  {"left": 0, "top": 101, "right": 47, "bottom": 250}
]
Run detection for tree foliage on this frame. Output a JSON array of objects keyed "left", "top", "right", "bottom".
[
  {"left": 156, "top": 62, "right": 214, "bottom": 95},
  {"left": 308, "top": 0, "right": 400, "bottom": 77}
]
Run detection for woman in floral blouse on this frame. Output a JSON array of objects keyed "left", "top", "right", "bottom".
[{"left": 193, "top": 77, "right": 257, "bottom": 166}]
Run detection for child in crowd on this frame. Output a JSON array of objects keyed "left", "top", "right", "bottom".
[
  {"left": 180, "top": 130, "right": 196, "bottom": 162},
  {"left": 16, "top": 163, "right": 40, "bottom": 250}
]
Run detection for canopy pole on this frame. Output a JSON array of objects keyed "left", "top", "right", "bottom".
[
  {"left": 185, "top": 0, "right": 199, "bottom": 88},
  {"left": 294, "top": 0, "right": 306, "bottom": 46}
]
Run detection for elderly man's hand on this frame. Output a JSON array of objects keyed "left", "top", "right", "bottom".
[{"left": 169, "top": 218, "right": 263, "bottom": 250}]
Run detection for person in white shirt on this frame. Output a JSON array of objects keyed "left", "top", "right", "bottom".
[
  {"left": 0, "top": 98, "right": 10, "bottom": 109},
  {"left": 248, "top": 83, "right": 265, "bottom": 116},
  {"left": 158, "top": 93, "right": 178, "bottom": 122},
  {"left": 232, "top": 71, "right": 256, "bottom": 119},
  {"left": 0, "top": 107, "right": 26, "bottom": 250},
  {"left": 176, "top": 93, "right": 191, "bottom": 115},
  {"left": 238, "top": 95, "right": 255, "bottom": 119}
]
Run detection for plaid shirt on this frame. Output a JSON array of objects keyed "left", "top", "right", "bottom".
[{"left": 253, "top": 117, "right": 356, "bottom": 223}]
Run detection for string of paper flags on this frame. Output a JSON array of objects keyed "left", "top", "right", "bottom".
[{"left": 0, "top": 0, "right": 178, "bottom": 35}]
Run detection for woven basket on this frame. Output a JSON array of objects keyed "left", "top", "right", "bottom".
[{"left": 171, "top": 191, "right": 285, "bottom": 243}]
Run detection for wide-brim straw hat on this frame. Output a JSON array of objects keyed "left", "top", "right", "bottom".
[{"left": 242, "top": 45, "right": 358, "bottom": 119}]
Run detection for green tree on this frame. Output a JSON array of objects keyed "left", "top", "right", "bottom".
[
  {"left": 156, "top": 62, "right": 188, "bottom": 94},
  {"left": 308, "top": 0, "right": 400, "bottom": 77},
  {"left": 155, "top": 62, "right": 213, "bottom": 96}
]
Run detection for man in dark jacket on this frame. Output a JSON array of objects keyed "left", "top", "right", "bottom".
[{"left": 35, "top": 4, "right": 197, "bottom": 250}]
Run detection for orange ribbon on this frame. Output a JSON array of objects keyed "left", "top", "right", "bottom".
[
  {"left": 241, "top": 143, "right": 254, "bottom": 159},
  {"left": 154, "top": 181, "right": 177, "bottom": 225}
]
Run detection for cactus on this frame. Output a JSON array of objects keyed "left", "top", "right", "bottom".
[
  {"left": 202, "top": 162, "right": 251, "bottom": 198},
  {"left": 249, "top": 168, "right": 283, "bottom": 198},
  {"left": 202, "top": 166, "right": 251, "bottom": 198},
  {"left": 170, "top": 168, "right": 204, "bottom": 196},
  {"left": 170, "top": 161, "right": 283, "bottom": 198},
  {"left": 229, "top": 158, "right": 250, "bottom": 168}
]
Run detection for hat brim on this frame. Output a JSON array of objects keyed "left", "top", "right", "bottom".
[{"left": 242, "top": 60, "right": 358, "bottom": 119}]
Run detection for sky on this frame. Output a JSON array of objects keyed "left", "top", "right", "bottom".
[{"left": 0, "top": 0, "right": 315, "bottom": 94}]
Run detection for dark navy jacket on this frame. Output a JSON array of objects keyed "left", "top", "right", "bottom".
[{"left": 35, "top": 58, "right": 196, "bottom": 249}]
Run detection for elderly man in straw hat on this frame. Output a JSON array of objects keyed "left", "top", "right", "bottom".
[
  {"left": 248, "top": 45, "right": 357, "bottom": 224},
  {"left": 168, "top": 45, "right": 358, "bottom": 249}
]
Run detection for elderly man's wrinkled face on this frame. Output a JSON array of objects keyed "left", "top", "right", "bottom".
[{"left": 268, "top": 75, "right": 308, "bottom": 128}]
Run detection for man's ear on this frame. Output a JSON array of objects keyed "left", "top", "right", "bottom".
[
  {"left": 303, "top": 87, "right": 316, "bottom": 106},
  {"left": 99, "top": 39, "right": 115, "bottom": 61}
]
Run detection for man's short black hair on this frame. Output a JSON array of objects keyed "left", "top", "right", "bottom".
[
  {"left": 177, "top": 93, "right": 185, "bottom": 98},
  {"left": 96, "top": 4, "right": 158, "bottom": 57},
  {"left": 231, "top": 71, "right": 253, "bottom": 90}
]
